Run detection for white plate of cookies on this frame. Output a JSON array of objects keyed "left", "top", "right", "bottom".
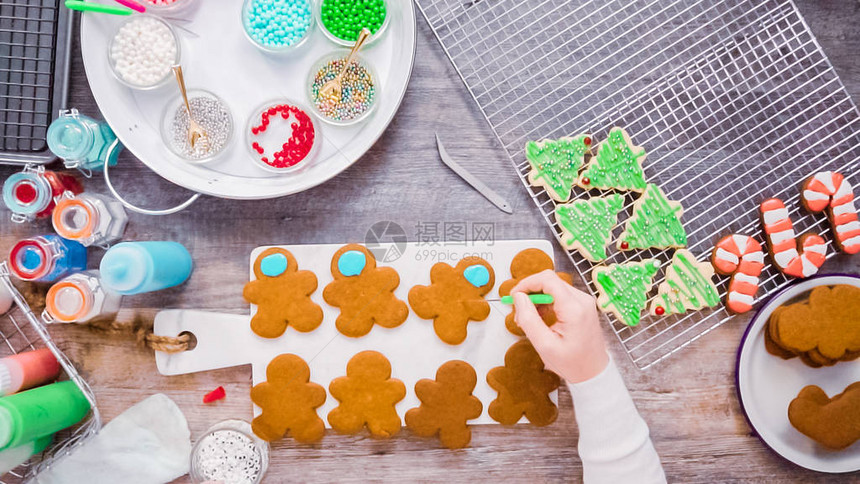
[{"left": 736, "top": 274, "right": 860, "bottom": 473}]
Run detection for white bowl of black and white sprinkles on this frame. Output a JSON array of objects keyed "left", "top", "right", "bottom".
[{"left": 161, "top": 89, "right": 234, "bottom": 164}]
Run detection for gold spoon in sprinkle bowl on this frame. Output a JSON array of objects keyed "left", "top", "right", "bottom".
[
  {"left": 171, "top": 64, "right": 209, "bottom": 152},
  {"left": 319, "top": 28, "right": 372, "bottom": 102}
]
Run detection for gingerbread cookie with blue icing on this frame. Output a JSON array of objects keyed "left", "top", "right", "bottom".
[
  {"left": 244, "top": 248, "right": 323, "bottom": 338},
  {"left": 408, "top": 257, "right": 495, "bottom": 345},
  {"left": 323, "top": 244, "right": 409, "bottom": 338}
]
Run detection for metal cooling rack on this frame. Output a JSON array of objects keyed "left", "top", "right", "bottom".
[
  {"left": 415, "top": 0, "right": 860, "bottom": 369},
  {"left": 0, "top": 0, "right": 72, "bottom": 165},
  {"left": 0, "top": 262, "right": 100, "bottom": 483}
]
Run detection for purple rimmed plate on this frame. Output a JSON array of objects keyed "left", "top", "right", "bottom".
[{"left": 736, "top": 274, "right": 860, "bottom": 473}]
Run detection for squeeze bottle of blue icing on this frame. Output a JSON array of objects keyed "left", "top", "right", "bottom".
[
  {"left": 7, "top": 235, "right": 87, "bottom": 283},
  {"left": 0, "top": 380, "right": 90, "bottom": 450},
  {"left": 46, "top": 109, "right": 121, "bottom": 171},
  {"left": 100, "top": 241, "right": 193, "bottom": 295}
]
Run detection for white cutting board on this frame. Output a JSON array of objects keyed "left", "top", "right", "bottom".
[{"left": 154, "top": 240, "right": 559, "bottom": 426}]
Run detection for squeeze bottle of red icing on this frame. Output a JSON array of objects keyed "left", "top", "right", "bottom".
[
  {"left": 0, "top": 381, "right": 90, "bottom": 450},
  {"left": 0, "top": 349, "right": 61, "bottom": 397}
]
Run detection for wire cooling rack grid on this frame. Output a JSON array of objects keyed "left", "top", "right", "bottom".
[
  {"left": 0, "top": 263, "right": 100, "bottom": 482},
  {"left": 415, "top": 0, "right": 860, "bottom": 369}
]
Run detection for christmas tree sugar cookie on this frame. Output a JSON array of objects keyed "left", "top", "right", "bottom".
[
  {"left": 577, "top": 127, "right": 647, "bottom": 192},
  {"left": 498, "top": 248, "right": 573, "bottom": 336},
  {"left": 618, "top": 183, "right": 687, "bottom": 250},
  {"left": 405, "top": 360, "right": 483, "bottom": 449},
  {"left": 408, "top": 257, "right": 495, "bottom": 345},
  {"left": 649, "top": 249, "right": 719, "bottom": 317},
  {"left": 323, "top": 244, "right": 409, "bottom": 338},
  {"left": 328, "top": 351, "right": 406, "bottom": 438},
  {"left": 251, "top": 354, "right": 327, "bottom": 443},
  {"left": 244, "top": 248, "right": 324, "bottom": 338},
  {"left": 525, "top": 134, "right": 592, "bottom": 201},
  {"left": 593, "top": 259, "right": 661, "bottom": 327},
  {"left": 555, "top": 193, "right": 625, "bottom": 261},
  {"left": 487, "top": 340, "right": 560, "bottom": 426}
]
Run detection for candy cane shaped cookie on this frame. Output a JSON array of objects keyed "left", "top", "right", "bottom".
[
  {"left": 800, "top": 171, "right": 860, "bottom": 254},
  {"left": 760, "top": 198, "right": 827, "bottom": 278},
  {"left": 711, "top": 235, "right": 765, "bottom": 313}
]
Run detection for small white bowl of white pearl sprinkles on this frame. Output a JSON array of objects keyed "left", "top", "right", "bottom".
[
  {"left": 161, "top": 89, "right": 234, "bottom": 165},
  {"left": 108, "top": 15, "right": 180, "bottom": 90}
]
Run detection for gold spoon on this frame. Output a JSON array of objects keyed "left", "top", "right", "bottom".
[
  {"left": 171, "top": 64, "right": 208, "bottom": 151},
  {"left": 319, "top": 28, "right": 372, "bottom": 102}
]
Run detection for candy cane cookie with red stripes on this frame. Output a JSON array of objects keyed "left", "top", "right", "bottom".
[
  {"left": 800, "top": 171, "right": 860, "bottom": 254},
  {"left": 760, "top": 198, "right": 827, "bottom": 278},
  {"left": 710, "top": 235, "right": 765, "bottom": 314}
]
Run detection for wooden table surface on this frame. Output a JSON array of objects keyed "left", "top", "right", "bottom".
[{"left": 3, "top": 1, "right": 860, "bottom": 482}]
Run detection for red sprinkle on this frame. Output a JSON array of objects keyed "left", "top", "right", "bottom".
[
  {"left": 584, "top": 136, "right": 592, "bottom": 146},
  {"left": 655, "top": 306, "right": 665, "bottom": 316},
  {"left": 620, "top": 241, "right": 629, "bottom": 250},
  {"left": 582, "top": 177, "right": 590, "bottom": 185},
  {"left": 203, "top": 386, "right": 226, "bottom": 404}
]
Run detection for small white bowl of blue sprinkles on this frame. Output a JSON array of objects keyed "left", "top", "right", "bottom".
[{"left": 241, "top": 0, "right": 315, "bottom": 54}]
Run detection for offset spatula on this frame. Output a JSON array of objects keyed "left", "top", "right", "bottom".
[{"left": 435, "top": 133, "right": 513, "bottom": 214}]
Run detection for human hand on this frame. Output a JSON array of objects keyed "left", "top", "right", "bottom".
[{"left": 511, "top": 270, "right": 609, "bottom": 384}]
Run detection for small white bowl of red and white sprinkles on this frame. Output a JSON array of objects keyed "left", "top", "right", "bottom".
[{"left": 246, "top": 99, "right": 321, "bottom": 174}]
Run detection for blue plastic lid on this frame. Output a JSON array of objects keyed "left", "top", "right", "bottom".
[
  {"left": 2, "top": 173, "right": 52, "bottom": 216},
  {"left": 100, "top": 244, "right": 149, "bottom": 294},
  {"left": 47, "top": 115, "right": 94, "bottom": 161}
]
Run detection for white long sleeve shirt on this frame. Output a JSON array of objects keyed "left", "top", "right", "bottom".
[{"left": 568, "top": 358, "right": 667, "bottom": 484}]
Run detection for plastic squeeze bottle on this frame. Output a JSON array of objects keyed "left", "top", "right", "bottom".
[
  {"left": 0, "top": 281, "right": 13, "bottom": 315},
  {"left": 0, "top": 380, "right": 90, "bottom": 450},
  {"left": 100, "top": 241, "right": 193, "bottom": 295},
  {"left": 0, "top": 434, "right": 51, "bottom": 474},
  {"left": 0, "top": 349, "right": 60, "bottom": 397}
]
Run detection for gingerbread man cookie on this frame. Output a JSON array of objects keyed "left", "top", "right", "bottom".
[
  {"left": 405, "top": 360, "right": 483, "bottom": 449},
  {"left": 487, "top": 340, "right": 560, "bottom": 426},
  {"left": 328, "top": 351, "right": 406, "bottom": 438},
  {"left": 251, "top": 354, "right": 327, "bottom": 443},
  {"left": 408, "top": 257, "right": 495, "bottom": 345},
  {"left": 323, "top": 244, "right": 409, "bottom": 338},
  {"left": 244, "top": 248, "right": 324, "bottom": 338},
  {"left": 498, "top": 249, "right": 572, "bottom": 336}
]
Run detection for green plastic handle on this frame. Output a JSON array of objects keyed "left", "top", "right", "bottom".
[
  {"left": 500, "top": 294, "right": 554, "bottom": 305},
  {"left": 65, "top": 0, "right": 133, "bottom": 15}
]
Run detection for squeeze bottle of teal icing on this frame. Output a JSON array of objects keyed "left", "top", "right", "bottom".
[
  {"left": 0, "top": 380, "right": 90, "bottom": 450},
  {"left": 46, "top": 109, "right": 122, "bottom": 171},
  {"left": 99, "top": 241, "right": 193, "bottom": 295}
]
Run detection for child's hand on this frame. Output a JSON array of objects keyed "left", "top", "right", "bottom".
[{"left": 511, "top": 270, "right": 609, "bottom": 384}]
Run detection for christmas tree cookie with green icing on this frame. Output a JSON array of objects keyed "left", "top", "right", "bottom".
[
  {"left": 555, "top": 194, "right": 625, "bottom": 262},
  {"left": 618, "top": 183, "right": 687, "bottom": 251},
  {"left": 577, "top": 127, "right": 647, "bottom": 192},
  {"left": 592, "top": 259, "right": 661, "bottom": 327},
  {"left": 525, "top": 134, "right": 592, "bottom": 201},
  {"left": 649, "top": 249, "right": 720, "bottom": 317}
]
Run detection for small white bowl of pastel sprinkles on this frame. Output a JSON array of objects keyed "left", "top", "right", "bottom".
[
  {"left": 242, "top": 0, "right": 315, "bottom": 54},
  {"left": 245, "top": 99, "right": 321, "bottom": 173},
  {"left": 307, "top": 51, "right": 379, "bottom": 126},
  {"left": 108, "top": 15, "right": 180, "bottom": 90}
]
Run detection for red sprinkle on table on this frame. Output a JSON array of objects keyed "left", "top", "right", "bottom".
[
  {"left": 250, "top": 104, "right": 315, "bottom": 169},
  {"left": 203, "top": 386, "right": 226, "bottom": 404}
]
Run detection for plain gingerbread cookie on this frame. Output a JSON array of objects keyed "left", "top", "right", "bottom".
[
  {"left": 328, "top": 351, "right": 406, "bottom": 438},
  {"left": 408, "top": 257, "right": 495, "bottom": 345},
  {"left": 498, "top": 248, "right": 572, "bottom": 336},
  {"left": 487, "top": 339, "right": 560, "bottom": 426},
  {"left": 244, "top": 248, "right": 323, "bottom": 338},
  {"left": 405, "top": 360, "right": 483, "bottom": 449},
  {"left": 789, "top": 382, "right": 860, "bottom": 450},
  {"left": 323, "top": 244, "right": 409, "bottom": 338},
  {"left": 251, "top": 354, "right": 327, "bottom": 443}
]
